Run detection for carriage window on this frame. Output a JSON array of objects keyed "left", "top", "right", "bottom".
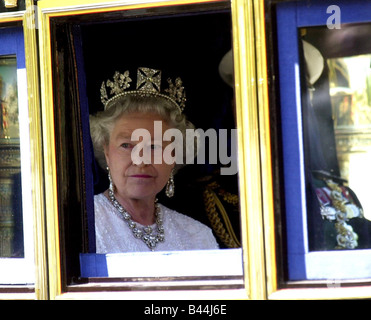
[
  {"left": 0, "top": 56, "right": 23, "bottom": 258},
  {"left": 80, "top": 10, "right": 241, "bottom": 278},
  {"left": 328, "top": 54, "right": 371, "bottom": 222},
  {"left": 0, "top": 28, "right": 35, "bottom": 284},
  {"left": 275, "top": 1, "right": 371, "bottom": 282},
  {"left": 301, "top": 26, "right": 371, "bottom": 253},
  {"left": 46, "top": 4, "right": 243, "bottom": 283}
]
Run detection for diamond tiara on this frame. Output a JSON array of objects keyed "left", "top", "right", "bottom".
[{"left": 100, "top": 67, "right": 186, "bottom": 113}]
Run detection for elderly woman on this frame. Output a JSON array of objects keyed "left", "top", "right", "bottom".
[{"left": 90, "top": 67, "right": 219, "bottom": 253}]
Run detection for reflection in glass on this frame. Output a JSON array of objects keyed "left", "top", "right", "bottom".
[
  {"left": 328, "top": 55, "right": 371, "bottom": 221},
  {"left": 301, "top": 25, "right": 371, "bottom": 251},
  {"left": 0, "top": 55, "right": 23, "bottom": 258}
]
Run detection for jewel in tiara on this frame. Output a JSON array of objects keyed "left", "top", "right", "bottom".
[{"left": 100, "top": 67, "right": 186, "bottom": 113}]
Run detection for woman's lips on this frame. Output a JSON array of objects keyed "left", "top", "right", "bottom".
[{"left": 130, "top": 174, "right": 153, "bottom": 178}]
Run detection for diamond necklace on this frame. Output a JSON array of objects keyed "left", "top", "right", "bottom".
[{"left": 107, "top": 188, "right": 165, "bottom": 251}]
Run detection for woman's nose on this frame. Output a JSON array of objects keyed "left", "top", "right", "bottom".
[
  {"left": 131, "top": 152, "right": 150, "bottom": 167},
  {"left": 135, "top": 160, "right": 148, "bottom": 168}
]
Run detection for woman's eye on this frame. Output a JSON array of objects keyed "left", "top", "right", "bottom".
[
  {"left": 121, "top": 143, "right": 132, "bottom": 149},
  {"left": 150, "top": 144, "right": 162, "bottom": 150}
]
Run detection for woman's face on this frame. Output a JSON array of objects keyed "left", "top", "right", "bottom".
[{"left": 104, "top": 112, "right": 175, "bottom": 202}]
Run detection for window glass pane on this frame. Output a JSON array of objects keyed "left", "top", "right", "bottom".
[
  {"left": 80, "top": 10, "right": 240, "bottom": 255},
  {"left": 46, "top": 4, "right": 243, "bottom": 282},
  {"left": 301, "top": 25, "right": 371, "bottom": 252},
  {"left": 275, "top": 2, "right": 371, "bottom": 281},
  {"left": 47, "top": 7, "right": 245, "bottom": 280},
  {"left": 0, "top": 27, "right": 35, "bottom": 285},
  {"left": 329, "top": 54, "right": 371, "bottom": 220},
  {"left": 0, "top": 55, "right": 23, "bottom": 258}
]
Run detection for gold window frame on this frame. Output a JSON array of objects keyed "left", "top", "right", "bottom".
[
  {"left": 0, "top": 1, "right": 46, "bottom": 300},
  {"left": 36, "top": 0, "right": 273, "bottom": 300}
]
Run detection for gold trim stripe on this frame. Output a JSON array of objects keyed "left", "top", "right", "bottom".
[{"left": 24, "top": 0, "right": 49, "bottom": 300}]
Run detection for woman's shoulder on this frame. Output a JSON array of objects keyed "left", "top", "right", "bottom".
[
  {"left": 159, "top": 204, "right": 219, "bottom": 249},
  {"left": 94, "top": 193, "right": 110, "bottom": 209},
  {"left": 160, "top": 204, "right": 215, "bottom": 233},
  {"left": 159, "top": 204, "right": 206, "bottom": 227},
  {"left": 94, "top": 193, "right": 116, "bottom": 220}
]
